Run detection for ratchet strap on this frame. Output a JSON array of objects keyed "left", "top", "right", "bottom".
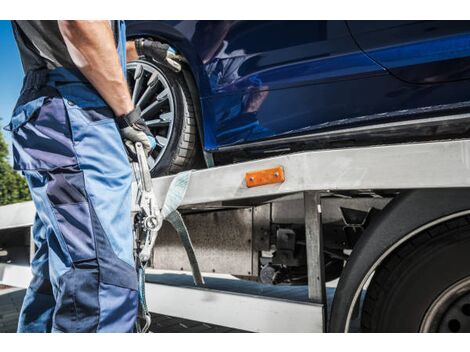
[
  {"left": 136, "top": 168, "right": 203, "bottom": 285},
  {"left": 133, "top": 142, "right": 204, "bottom": 332},
  {"left": 160, "top": 171, "right": 204, "bottom": 286}
]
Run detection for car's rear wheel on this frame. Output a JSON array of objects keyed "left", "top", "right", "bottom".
[
  {"left": 361, "top": 215, "right": 470, "bottom": 332},
  {"left": 127, "top": 58, "right": 198, "bottom": 176}
]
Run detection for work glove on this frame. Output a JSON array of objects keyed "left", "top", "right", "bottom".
[
  {"left": 135, "top": 38, "right": 183, "bottom": 72},
  {"left": 116, "top": 106, "right": 157, "bottom": 161}
]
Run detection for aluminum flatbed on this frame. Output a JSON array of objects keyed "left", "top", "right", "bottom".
[{"left": 2, "top": 138, "right": 470, "bottom": 332}]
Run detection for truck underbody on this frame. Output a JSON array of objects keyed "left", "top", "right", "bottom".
[{"left": 2, "top": 137, "right": 470, "bottom": 332}]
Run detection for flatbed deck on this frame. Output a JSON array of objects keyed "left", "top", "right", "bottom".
[{"left": 2, "top": 137, "right": 470, "bottom": 332}]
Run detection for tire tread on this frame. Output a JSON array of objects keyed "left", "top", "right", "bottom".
[{"left": 361, "top": 215, "right": 470, "bottom": 332}]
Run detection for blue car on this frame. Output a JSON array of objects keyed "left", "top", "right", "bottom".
[{"left": 125, "top": 20, "right": 470, "bottom": 176}]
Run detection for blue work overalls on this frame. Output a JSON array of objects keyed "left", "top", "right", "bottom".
[{"left": 6, "top": 21, "right": 138, "bottom": 333}]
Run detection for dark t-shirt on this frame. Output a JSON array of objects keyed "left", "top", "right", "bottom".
[{"left": 12, "top": 20, "right": 116, "bottom": 73}]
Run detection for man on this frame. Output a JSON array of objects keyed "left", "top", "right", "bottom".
[{"left": 7, "top": 20, "right": 157, "bottom": 332}]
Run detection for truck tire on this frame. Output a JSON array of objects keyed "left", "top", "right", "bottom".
[
  {"left": 127, "top": 58, "right": 198, "bottom": 177},
  {"left": 361, "top": 215, "right": 470, "bottom": 332}
]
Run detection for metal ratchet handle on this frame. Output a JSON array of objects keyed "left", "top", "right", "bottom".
[
  {"left": 132, "top": 142, "right": 157, "bottom": 333},
  {"left": 134, "top": 142, "right": 162, "bottom": 264},
  {"left": 139, "top": 230, "right": 157, "bottom": 263},
  {"left": 135, "top": 142, "right": 153, "bottom": 193}
]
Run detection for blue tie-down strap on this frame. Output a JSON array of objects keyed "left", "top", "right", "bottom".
[
  {"left": 147, "top": 135, "right": 157, "bottom": 151},
  {"left": 136, "top": 264, "right": 151, "bottom": 333}
]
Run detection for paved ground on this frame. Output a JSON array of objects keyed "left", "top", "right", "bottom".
[
  {"left": 0, "top": 288, "right": 24, "bottom": 333},
  {"left": 149, "top": 314, "right": 244, "bottom": 333},
  {"left": 0, "top": 287, "right": 244, "bottom": 333}
]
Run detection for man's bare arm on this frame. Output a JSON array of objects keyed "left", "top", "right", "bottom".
[{"left": 58, "top": 20, "right": 133, "bottom": 117}]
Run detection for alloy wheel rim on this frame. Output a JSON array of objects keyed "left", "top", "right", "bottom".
[{"left": 127, "top": 60, "right": 175, "bottom": 171}]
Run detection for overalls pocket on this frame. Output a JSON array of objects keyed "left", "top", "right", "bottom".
[
  {"left": 5, "top": 96, "right": 46, "bottom": 132},
  {"left": 9, "top": 96, "right": 78, "bottom": 171},
  {"left": 62, "top": 98, "right": 117, "bottom": 147},
  {"left": 56, "top": 80, "right": 118, "bottom": 147}
]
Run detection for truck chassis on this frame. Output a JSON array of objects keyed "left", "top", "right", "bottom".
[{"left": 2, "top": 137, "right": 470, "bottom": 332}]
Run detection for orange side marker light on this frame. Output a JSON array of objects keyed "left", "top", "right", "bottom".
[{"left": 245, "top": 166, "right": 285, "bottom": 188}]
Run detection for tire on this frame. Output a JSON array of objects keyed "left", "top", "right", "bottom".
[
  {"left": 127, "top": 58, "right": 198, "bottom": 177},
  {"left": 361, "top": 215, "right": 470, "bottom": 332}
]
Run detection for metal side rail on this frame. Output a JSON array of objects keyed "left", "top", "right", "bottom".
[
  {"left": 143, "top": 270, "right": 323, "bottom": 333},
  {"left": 0, "top": 266, "right": 323, "bottom": 332},
  {"left": 147, "top": 138, "right": 470, "bottom": 209},
  {"left": 3, "top": 138, "right": 470, "bottom": 227}
]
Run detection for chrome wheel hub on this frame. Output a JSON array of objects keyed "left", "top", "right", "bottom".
[{"left": 420, "top": 277, "right": 470, "bottom": 332}]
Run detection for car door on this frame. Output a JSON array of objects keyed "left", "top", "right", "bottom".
[
  {"left": 127, "top": 20, "right": 470, "bottom": 158},
  {"left": 193, "top": 20, "right": 387, "bottom": 150},
  {"left": 197, "top": 21, "right": 357, "bottom": 94},
  {"left": 347, "top": 21, "right": 470, "bottom": 83}
]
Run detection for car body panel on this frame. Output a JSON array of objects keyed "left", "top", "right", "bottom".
[
  {"left": 126, "top": 20, "right": 470, "bottom": 153},
  {"left": 347, "top": 21, "right": 470, "bottom": 83}
]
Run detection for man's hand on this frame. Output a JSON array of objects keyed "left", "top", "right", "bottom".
[
  {"left": 134, "top": 38, "right": 183, "bottom": 72},
  {"left": 117, "top": 107, "right": 157, "bottom": 159}
]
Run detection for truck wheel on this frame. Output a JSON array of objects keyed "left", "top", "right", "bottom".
[
  {"left": 361, "top": 215, "right": 470, "bottom": 332},
  {"left": 127, "top": 58, "right": 198, "bottom": 176}
]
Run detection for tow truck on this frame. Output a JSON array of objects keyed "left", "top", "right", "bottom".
[{"left": 2, "top": 135, "right": 470, "bottom": 332}]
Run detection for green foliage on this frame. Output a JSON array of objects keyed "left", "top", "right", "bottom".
[{"left": 0, "top": 131, "right": 31, "bottom": 205}]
